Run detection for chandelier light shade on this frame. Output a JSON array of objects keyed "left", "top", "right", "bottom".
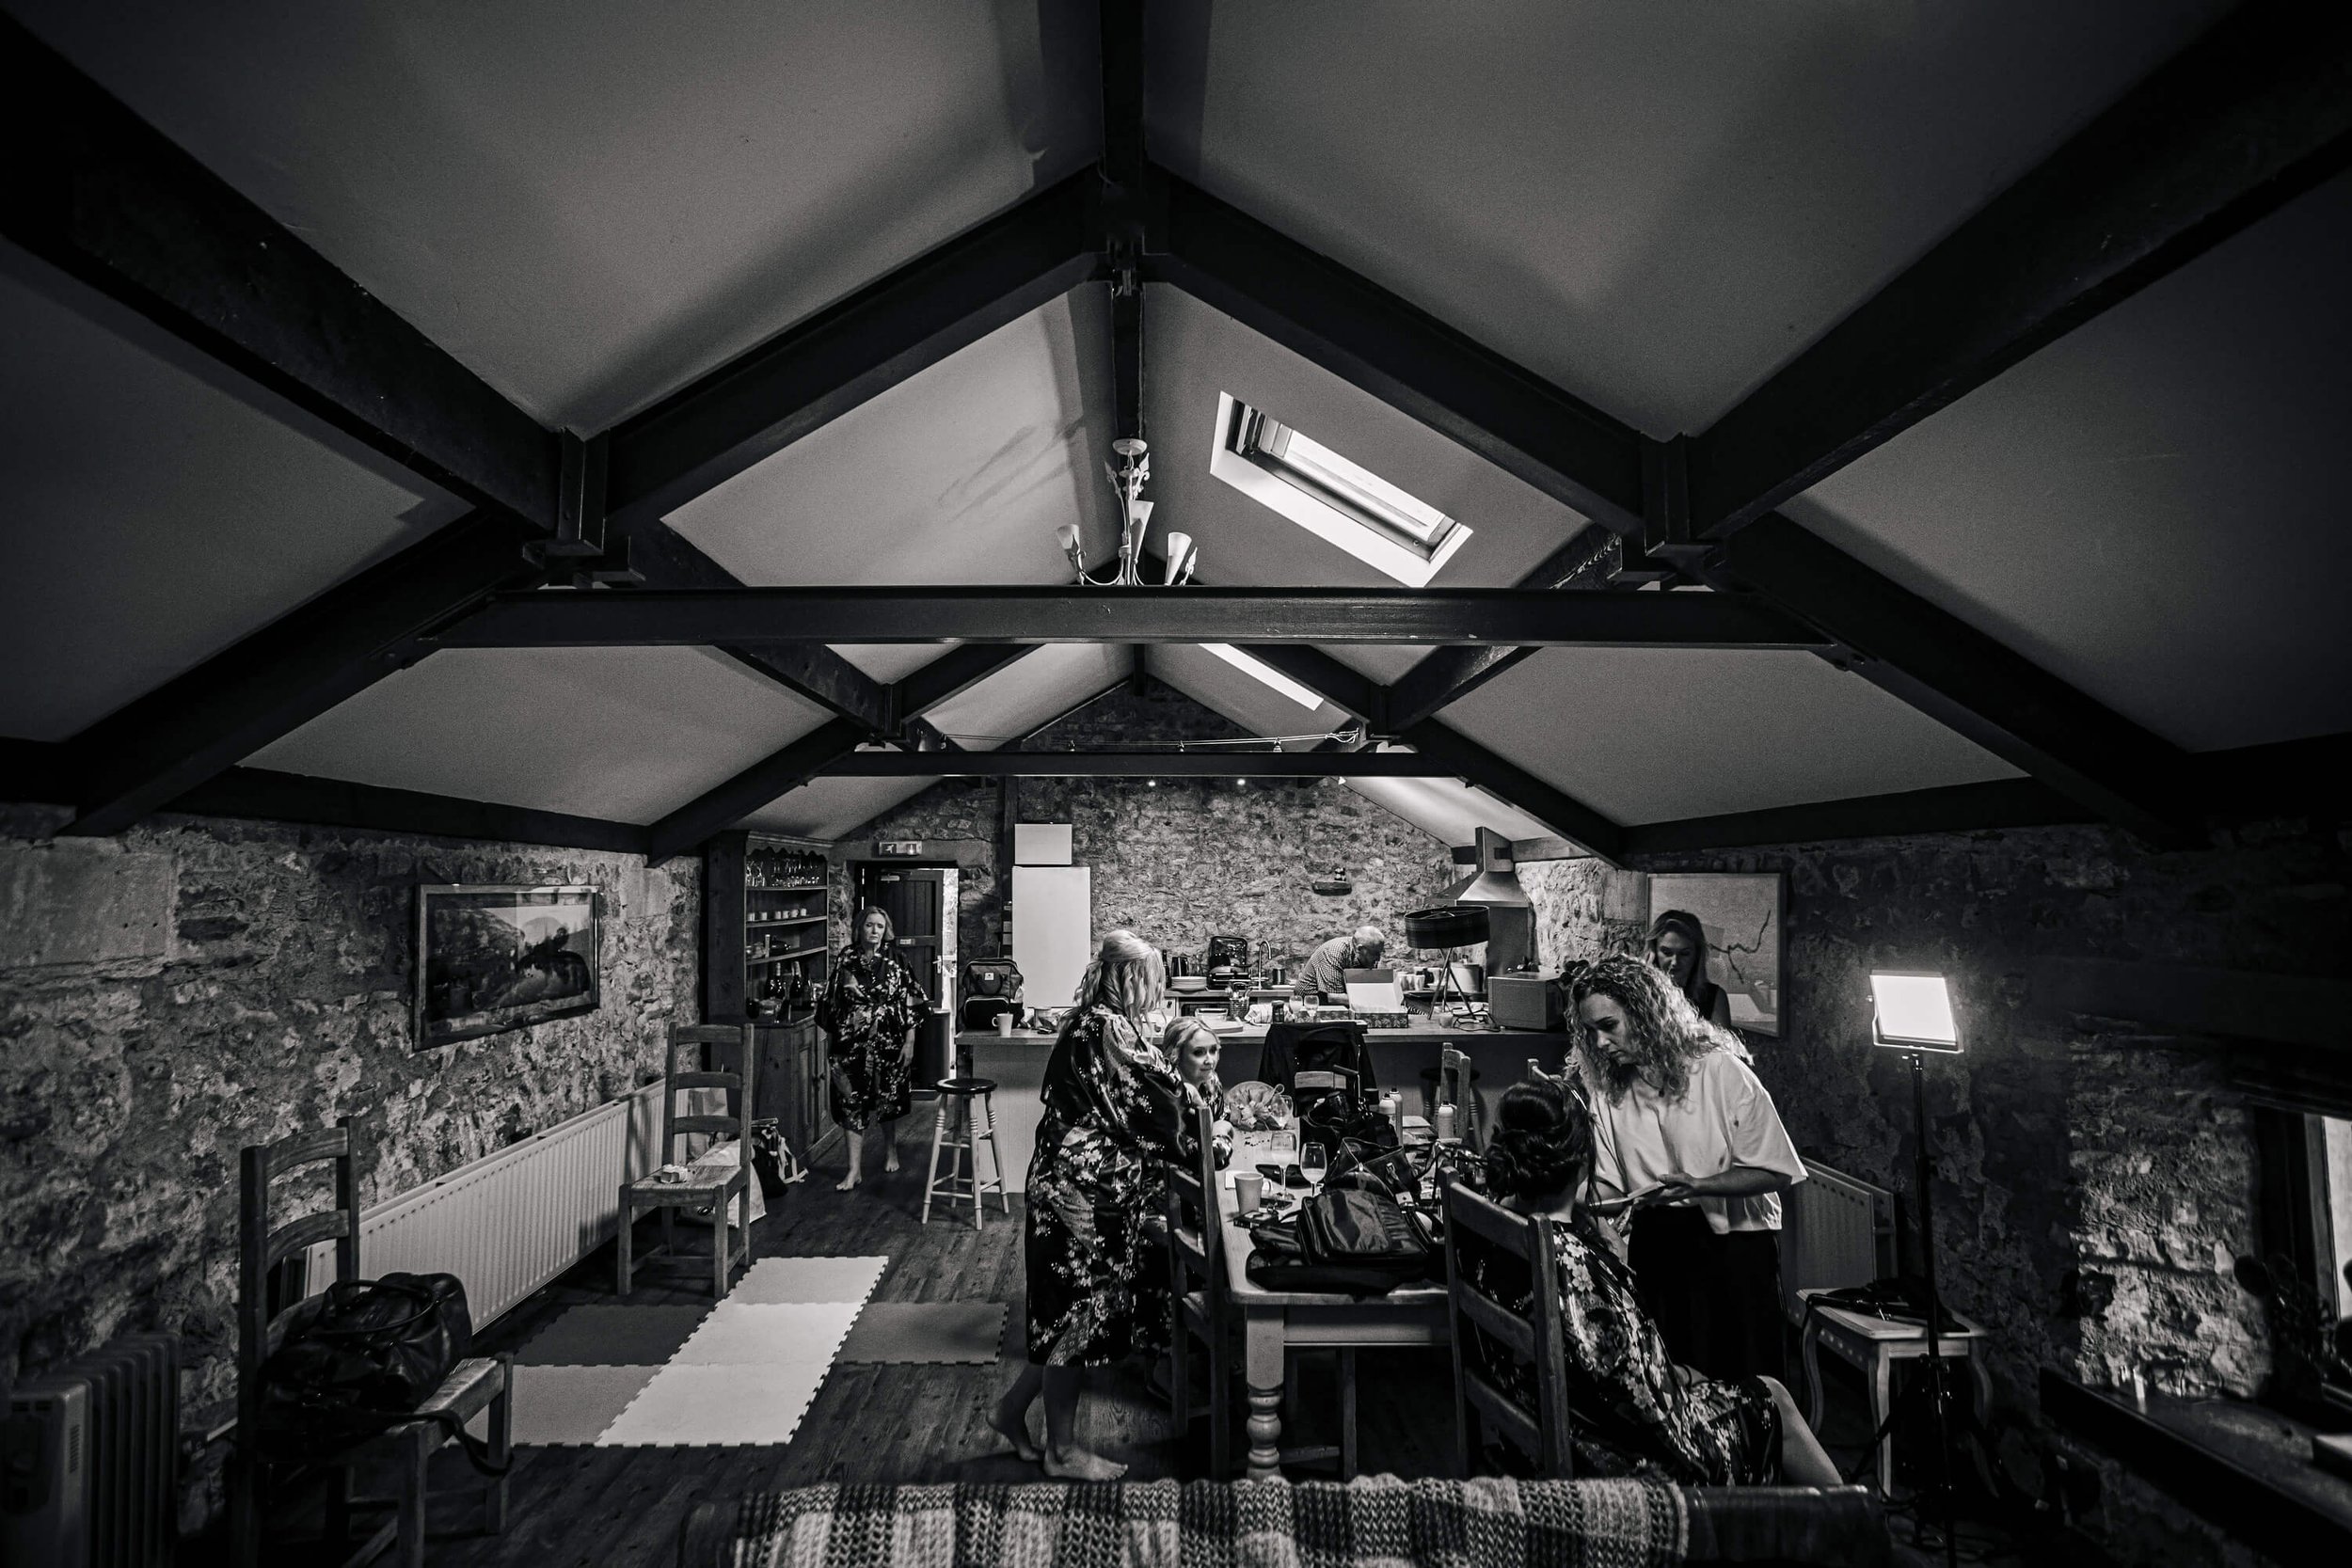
[{"left": 1065, "top": 437, "right": 1197, "bottom": 587}]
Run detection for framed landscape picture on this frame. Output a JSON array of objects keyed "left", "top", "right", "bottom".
[
  {"left": 415, "top": 884, "right": 599, "bottom": 1049},
  {"left": 1646, "top": 871, "right": 1786, "bottom": 1037}
]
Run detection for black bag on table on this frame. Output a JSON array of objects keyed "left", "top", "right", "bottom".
[
  {"left": 255, "top": 1272, "right": 508, "bottom": 1474},
  {"left": 1242, "top": 1181, "right": 1438, "bottom": 1297}
]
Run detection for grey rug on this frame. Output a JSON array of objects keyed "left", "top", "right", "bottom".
[
  {"left": 836, "top": 1302, "right": 1008, "bottom": 1365},
  {"left": 516, "top": 1304, "right": 709, "bottom": 1366}
]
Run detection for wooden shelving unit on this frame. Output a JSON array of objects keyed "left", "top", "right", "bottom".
[{"left": 704, "top": 832, "right": 839, "bottom": 1162}]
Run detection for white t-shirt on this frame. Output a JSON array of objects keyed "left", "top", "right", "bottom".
[{"left": 1588, "top": 1046, "right": 1806, "bottom": 1234}]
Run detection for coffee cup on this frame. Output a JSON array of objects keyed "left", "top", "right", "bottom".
[
  {"left": 997, "top": 1012, "right": 1016, "bottom": 1037},
  {"left": 1233, "top": 1172, "right": 1264, "bottom": 1212}
]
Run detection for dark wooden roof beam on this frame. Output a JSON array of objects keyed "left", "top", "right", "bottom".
[
  {"left": 1686, "top": 6, "right": 2352, "bottom": 538},
  {"left": 433, "top": 586, "right": 1823, "bottom": 649}
]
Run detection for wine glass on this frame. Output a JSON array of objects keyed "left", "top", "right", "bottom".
[{"left": 1300, "top": 1142, "right": 1328, "bottom": 1190}]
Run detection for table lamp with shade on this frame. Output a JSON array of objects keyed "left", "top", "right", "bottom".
[{"left": 1870, "top": 970, "right": 1963, "bottom": 1568}]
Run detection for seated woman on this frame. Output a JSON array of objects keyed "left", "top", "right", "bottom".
[
  {"left": 1468, "top": 1074, "right": 1842, "bottom": 1487},
  {"left": 1163, "top": 1016, "right": 1232, "bottom": 1166}
]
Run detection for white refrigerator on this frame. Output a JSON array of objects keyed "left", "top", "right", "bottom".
[{"left": 1010, "top": 864, "right": 1091, "bottom": 1009}]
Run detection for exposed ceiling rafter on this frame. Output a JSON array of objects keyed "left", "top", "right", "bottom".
[
  {"left": 430, "top": 586, "right": 1824, "bottom": 649},
  {"left": 1141, "top": 153, "right": 2198, "bottom": 840},
  {"left": 819, "top": 751, "right": 1457, "bottom": 778},
  {"left": 602, "top": 173, "right": 1098, "bottom": 531},
  {"left": 0, "top": 17, "right": 561, "bottom": 528},
  {"left": 1231, "top": 644, "right": 1622, "bottom": 863},
  {"left": 1384, "top": 523, "right": 1624, "bottom": 734},
  {"left": 1685, "top": 3, "right": 2352, "bottom": 540},
  {"left": 644, "top": 643, "right": 1035, "bottom": 863}
]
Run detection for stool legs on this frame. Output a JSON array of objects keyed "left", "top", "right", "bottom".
[
  {"left": 971, "top": 1090, "right": 1007, "bottom": 1216},
  {"left": 921, "top": 1099, "right": 950, "bottom": 1225},
  {"left": 922, "top": 1091, "right": 1006, "bottom": 1227}
]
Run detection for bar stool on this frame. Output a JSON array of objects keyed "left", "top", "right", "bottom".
[
  {"left": 922, "top": 1076, "right": 1007, "bottom": 1227},
  {"left": 1420, "top": 1051, "right": 1484, "bottom": 1148}
]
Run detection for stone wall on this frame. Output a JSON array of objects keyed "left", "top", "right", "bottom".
[
  {"left": 1521, "top": 814, "right": 2351, "bottom": 1564},
  {"left": 841, "top": 684, "right": 1463, "bottom": 990},
  {"left": 0, "top": 802, "right": 697, "bottom": 1526}
]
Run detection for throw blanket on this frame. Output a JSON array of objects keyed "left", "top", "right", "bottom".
[{"left": 722, "top": 1475, "right": 1687, "bottom": 1568}]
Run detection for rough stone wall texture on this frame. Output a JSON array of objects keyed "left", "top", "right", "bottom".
[
  {"left": 0, "top": 803, "right": 697, "bottom": 1524},
  {"left": 1520, "top": 815, "right": 2350, "bottom": 1565},
  {"left": 841, "top": 685, "right": 1462, "bottom": 990}
]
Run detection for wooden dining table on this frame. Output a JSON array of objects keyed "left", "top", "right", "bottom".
[{"left": 1213, "top": 1129, "right": 1453, "bottom": 1481}]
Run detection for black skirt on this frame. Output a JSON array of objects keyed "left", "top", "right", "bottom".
[{"left": 1628, "top": 1205, "right": 1787, "bottom": 1384}]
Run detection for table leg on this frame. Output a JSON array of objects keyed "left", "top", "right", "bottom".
[
  {"left": 1802, "top": 1319, "right": 1825, "bottom": 1430},
  {"left": 1871, "top": 1348, "right": 1895, "bottom": 1497},
  {"left": 615, "top": 1192, "right": 632, "bottom": 1296},
  {"left": 1244, "top": 1307, "right": 1285, "bottom": 1482}
]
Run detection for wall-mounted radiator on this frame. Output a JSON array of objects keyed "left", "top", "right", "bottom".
[
  {"left": 1779, "top": 1160, "right": 1897, "bottom": 1322},
  {"left": 306, "top": 1078, "right": 670, "bottom": 1328},
  {"left": 3, "top": 1333, "right": 178, "bottom": 1568}
]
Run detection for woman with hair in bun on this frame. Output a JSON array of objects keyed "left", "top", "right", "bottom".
[
  {"left": 1571, "top": 954, "right": 1805, "bottom": 1383},
  {"left": 1472, "top": 1074, "right": 1840, "bottom": 1486},
  {"left": 990, "top": 930, "right": 1195, "bottom": 1479}
]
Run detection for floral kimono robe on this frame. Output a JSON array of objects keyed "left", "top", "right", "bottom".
[
  {"left": 1467, "top": 1211, "right": 1780, "bottom": 1484},
  {"left": 1024, "top": 1006, "right": 1195, "bottom": 1366},
  {"left": 816, "top": 948, "right": 930, "bottom": 1132}
]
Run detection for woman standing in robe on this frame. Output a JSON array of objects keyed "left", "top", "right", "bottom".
[
  {"left": 816, "top": 906, "right": 930, "bottom": 1191},
  {"left": 990, "top": 929, "right": 1194, "bottom": 1479}
]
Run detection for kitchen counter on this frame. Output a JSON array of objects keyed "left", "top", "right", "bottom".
[{"left": 957, "top": 1008, "right": 1569, "bottom": 1195}]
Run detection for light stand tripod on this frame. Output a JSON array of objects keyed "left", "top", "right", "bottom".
[{"left": 1870, "top": 972, "right": 1964, "bottom": 1568}]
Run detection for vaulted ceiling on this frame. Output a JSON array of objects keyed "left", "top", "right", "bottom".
[{"left": 4, "top": 1, "right": 2345, "bottom": 863}]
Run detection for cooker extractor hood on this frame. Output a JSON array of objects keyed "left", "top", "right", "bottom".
[{"left": 1443, "top": 827, "right": 1530, "bottom": 907}]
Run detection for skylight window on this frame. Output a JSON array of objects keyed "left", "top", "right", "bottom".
[
  {"left": 1209, "top": 392, "right": 1471, "bottom": 586},
  {"left": 1200, "top": 642, "right": 1326, "bottom": 710}
]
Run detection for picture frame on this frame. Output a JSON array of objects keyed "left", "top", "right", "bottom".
[
  {"left": 1645, "top": 871, "right": 1787, "bottom": 1037},
  {"left": 414, "top": 884, "right": 600, "bottom": 1049}
]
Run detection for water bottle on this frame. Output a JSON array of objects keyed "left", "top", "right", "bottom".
[{"left": 1435, "top": 1103, "right": 1456, "bottom": 1143}]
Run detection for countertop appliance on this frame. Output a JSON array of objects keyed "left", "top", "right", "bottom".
[{"left": 1486, "top": 972, "right": 1564, "bottom": 1031}]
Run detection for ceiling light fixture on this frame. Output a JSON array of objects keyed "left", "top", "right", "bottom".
[{"left": 1058, "top": 438, "right": 1197, "bottom": 587}]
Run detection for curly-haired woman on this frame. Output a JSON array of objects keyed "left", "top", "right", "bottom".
[
  {"left": 990, "top": 930, "right": 1195, "bottom": 1479},
  {"left": 1467, "top": 1074, "right": 1840, "bottom": 1486},
  {"left": 1568, "top": 954, "right": 1805, "bottom": 1382}
]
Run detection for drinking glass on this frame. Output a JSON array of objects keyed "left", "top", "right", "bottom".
[{"left": 1300, "top": 1142, "right": 1328, "bottom": 1188}]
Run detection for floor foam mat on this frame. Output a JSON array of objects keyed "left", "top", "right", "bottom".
[
  {"left": 505, "top": 1363, "right": 662, "bottom": 1446},
  {"left": 731, "top": 1255, "right": 889, "bottom": 1307},
  {"left": 836, "top": 1302, "right": 1008, "bottom": 1365},
  {"left": 516, "top": 1304, "right": 709, "bottom": 1366}
]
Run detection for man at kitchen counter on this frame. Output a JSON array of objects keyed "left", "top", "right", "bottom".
[{"left": 1302, "top": 924, "right": 1386, "bottom": 1003}]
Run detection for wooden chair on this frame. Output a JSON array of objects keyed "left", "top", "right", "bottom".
[
  {"left": 618, "top": 1023, "right": 757, "bottom": 1298},
  {"left": 1442, "top": 1174, "right": 1574, "bottom": 1479},
  {"left": 1435, "top": 1046, "right": 1483, "bottom": 1148},
  {"left": 232, "top": 1118, "right": 511, "bottom": 1568},
  {"left": 1165, "top": 1097, "right": 1233, "bottom": 1478}
]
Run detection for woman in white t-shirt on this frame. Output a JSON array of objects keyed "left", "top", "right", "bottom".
[{"left": 1568, "top": 955, "right": 1806, "bottom": 1383}]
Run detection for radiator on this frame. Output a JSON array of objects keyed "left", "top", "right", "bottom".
[
  {"left": 305, "top": 1079, "right": 669, "bottom": 1328},
  {"left": 2, "top": 1333, "right": 178, "bottom": 1568},
  {"left": 1778, "top": 1160, "right": 1897, "bottom": 1322}
]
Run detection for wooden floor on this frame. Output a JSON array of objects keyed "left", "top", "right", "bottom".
[{"left": 230, "top": 1132, "right": 2026, "bottom": 1567}]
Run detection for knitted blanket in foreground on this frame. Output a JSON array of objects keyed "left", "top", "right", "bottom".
[{"left": 723, "top": 1474, "right": 1687, "bottom": 1568}]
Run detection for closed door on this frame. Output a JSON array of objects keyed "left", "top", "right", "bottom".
[{"left": 857, "top": 866, "right": 949, "bottom": 1084}]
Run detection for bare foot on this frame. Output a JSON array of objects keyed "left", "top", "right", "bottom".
[
  {"left": 987, "top": 1406, "right": 1042, "bottom": 1463},
  {"left": 882, "top": 1152, "right": 900, "bottom": 1174},
  {"left": 1042, "top": 1446, "right": 1126, "bottom": 1481},
  {"left": 834, "top": 1169, "right": 860, "bottom": 1192}
]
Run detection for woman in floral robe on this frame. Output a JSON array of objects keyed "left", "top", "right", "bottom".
[
  {"left": 1469, "top": 1074, "right": 1841, "bottom": 1486},
  {"left": 989, "top": 930, "right": 1193, "bottom": 1480},
  {"left": 816, "top": 906, "right": 930, "bottom": 1191}
]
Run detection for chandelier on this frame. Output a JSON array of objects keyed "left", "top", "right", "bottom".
[{"left": 1057, "top": 437, "right": 1197, "bottom": 587}]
